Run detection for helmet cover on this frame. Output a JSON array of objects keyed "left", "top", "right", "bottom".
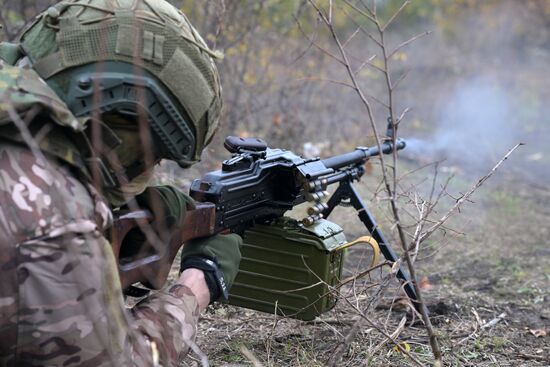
[{"left": 20, "top": 0, "right": 223, "bottom": 165}]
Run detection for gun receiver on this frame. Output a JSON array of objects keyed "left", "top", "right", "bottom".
[
  {"left": 111, "top": 136, "right": 419, "bottom": 310},
  {"left": 189, "top": 137, "right": 406, "bottom": 231}
]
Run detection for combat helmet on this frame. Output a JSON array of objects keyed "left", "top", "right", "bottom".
[{"left": 19, "top": 0, "right": 223, "bottom": 168}]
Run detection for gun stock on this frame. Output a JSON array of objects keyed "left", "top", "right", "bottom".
[{"left": 110, "top": 202, "right": 217, "bottom": 289}]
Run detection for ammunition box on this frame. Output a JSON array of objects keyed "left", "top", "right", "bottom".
[{"left": 226, "top": 217, "right": 347, "bottom": 321}]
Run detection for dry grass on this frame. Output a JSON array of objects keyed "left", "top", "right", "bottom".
[{"left": 158, "top": 166, "right": 547, "bottom": 366}]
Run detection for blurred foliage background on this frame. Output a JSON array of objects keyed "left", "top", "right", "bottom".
[
  {"left": 1, "top": 0, "right": 548, "bottom": 178},
  {"left": 2, "top": 3, "right": 548, "bottom": 364}
]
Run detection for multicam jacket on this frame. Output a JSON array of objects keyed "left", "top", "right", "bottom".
[{"left": 0, "top": 61, "right": 201, "bottom": 366}]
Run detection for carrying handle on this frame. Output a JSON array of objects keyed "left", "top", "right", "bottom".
[{"left": 335, "top": 235, "right": 380, "bottom": 268}]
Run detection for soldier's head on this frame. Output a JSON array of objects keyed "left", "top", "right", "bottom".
[{"left": 18, "top": 0, "right": 222, "bottom": 173}]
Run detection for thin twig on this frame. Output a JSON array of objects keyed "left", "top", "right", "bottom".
[
  {"left": 339, "top": 293, "right": 424, "bottom": 367},
  {"left": 381, "top": 0, "right": 410, "bottom": 31},
  {"left": 388, "top": 31, "right": 432, "bottom": 59},
  {"left": 342, "top": 0, "right": 376, "bottom": 23},
  {"left": 419, "top": 143, "right": 523, "bottom": 243},
  {"left": 392, "top": 69, "right": 411, "bottom": 91},
  {"left": 342, "top": 27, "right": 361, "bottom": 49},
  {"left": 297, "top": 76, "right": 356, "bottom": 89},
  {"left": 371, "top": 315, "right": 407, "bottom": 355}
]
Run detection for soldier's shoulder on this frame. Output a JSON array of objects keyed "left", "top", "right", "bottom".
[{"left": 0, "top": 61, "right": 84, "bottom": 131}]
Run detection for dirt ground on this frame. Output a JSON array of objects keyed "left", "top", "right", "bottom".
[{"left": 171, "top": 163, "right": 549, "bottom": 367}]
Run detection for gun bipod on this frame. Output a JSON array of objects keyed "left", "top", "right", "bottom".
[{"left": 322, "top": 180, "right": 422, "bottom": 313}]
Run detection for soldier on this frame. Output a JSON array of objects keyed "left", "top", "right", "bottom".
[{"left": 0, "top": 0, "right": 241, "bottom": 366}]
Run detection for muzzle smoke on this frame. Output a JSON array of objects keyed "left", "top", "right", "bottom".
[{"left": 404, "top": 77, "right": 545, "bottom": 181}]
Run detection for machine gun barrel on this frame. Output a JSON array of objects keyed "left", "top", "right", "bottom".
[{"left": 321, "top": 139, "right": 406, "bottom": 170}]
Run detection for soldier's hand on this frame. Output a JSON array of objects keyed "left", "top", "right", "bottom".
[{"left": 180, "top": 234, "right": 242, "bottom": 304}]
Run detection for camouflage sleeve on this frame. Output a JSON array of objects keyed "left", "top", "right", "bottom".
[
  {"left": 130, "top": 284, "right": 200, "bottom": 364},
  {"left": 128, "top": 186, "right": 206, "bottom": 362}
]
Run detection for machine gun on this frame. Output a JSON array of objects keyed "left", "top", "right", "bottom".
[{"left": 111, "top": 134, "right": 419, "bottom": 314}]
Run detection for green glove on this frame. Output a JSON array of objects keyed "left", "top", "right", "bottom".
[
  {"left": 128, "top": 185, "right": 242, "bottom": 302},
  {"left": 136, "top": 185, "right": 195, "bottom": 232},
  {"left": 120, "top": 185, "right": 194, "bottom": 256},
  {"left": 180, "top": 233, "right": 242, "bottom": 303}
]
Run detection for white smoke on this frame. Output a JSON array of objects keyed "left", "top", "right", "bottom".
[{"left": 432, "top": 78, "right": 519, "bottom": 172}]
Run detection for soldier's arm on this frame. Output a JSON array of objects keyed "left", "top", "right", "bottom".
[
  {"left": 129, "top": 272, "right": 204, "bottom": 364},
  {"left": 126, "top": 185, "right": 241, "bottom": 362}
]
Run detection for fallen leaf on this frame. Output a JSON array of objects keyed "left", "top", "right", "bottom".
[
  {"left": 393, "top": 341, "right": 411, "bottom": 354},
  {"left": 364, "top": 160, "right": 373, "bottom": 175},
  {"left": 420, "top": 276, "right": 434, "bottom": 290},
  {"left": 272, "top": 112, "right": 282, "bottom": 127},
  {"left": 529, "top": 329, "right": 547, "bottom": 338},
  {"left": 388, "top": 297, "right": 412, "bottom": 313}
]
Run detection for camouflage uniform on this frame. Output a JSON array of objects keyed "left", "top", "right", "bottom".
[
  {"left": 0, "top": 0, "right": 234, "bottom": 365},
  {"left": 0, "top": 140, "right": 204, "bottom": 367},
  {"left": 0, "top": 68, "right": 201, "bottom": 366}
]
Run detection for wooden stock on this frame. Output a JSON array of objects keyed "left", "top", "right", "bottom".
[{"left": 110, "top": 202, "right": 217, "bottom": 290}]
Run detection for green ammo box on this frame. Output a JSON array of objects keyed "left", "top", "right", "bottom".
[{"left": 226, "top": 217, "right": 347, "bottom": 321}]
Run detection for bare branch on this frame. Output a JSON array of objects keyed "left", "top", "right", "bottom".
[
  {"left": 371, "top": 315, "right": 407, "bottom": 355},
  {"left": 297, "top": 76, "right": 356, "bottom": 90},
  {"left": 381, "top": 0, "right": 410, "bottom": 32},
  {"left": 306, "top": 0, "right": 448, "bottom": 363},
  {"left": 291, "top": 14, "right": 320, "bottom": 64},
  {"left": 388, "top": 31, "right": 432, "bottom": 59},
  {"left": 327, "top": 273, "right": 425, "bottom": 367},
  {"left": 342, "top": 27, "right": 361, "bottom": 49},
  {"left": 365, "top": 59, "right": 387, "bottom": 74},
  {"left": 343, "top": 0, "right": 376, "bottom": 23},
  {"left": 308, "top": 0, "right": 329, "bottom": 24},
  {"left": 419, "top": 143, "right": 523, "bottom": 243},
  {"left": 295, "top": 14, "right": 347, "bottom": 66},
  {"left": 341, "top": 6, "right": 383, "bottom": 48},
  {"left": 353, "top": 54, "right": 376, "bottom": 75},
  {"left": 338, "top": 294, "right": 425, "bottom": 367},
  {"left": 392, "top": 69, "right": 411, "bottom": 91},
  {"left": 395, "top": 107, "right": 411, "bottom": 124}
]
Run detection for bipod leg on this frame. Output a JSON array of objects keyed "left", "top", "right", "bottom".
[
  {"left": 323, "top": 181, "right": 347, "bottom": 218},
  {"left": 324, "top": 181, "right": 421, "bottom": 312}
]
